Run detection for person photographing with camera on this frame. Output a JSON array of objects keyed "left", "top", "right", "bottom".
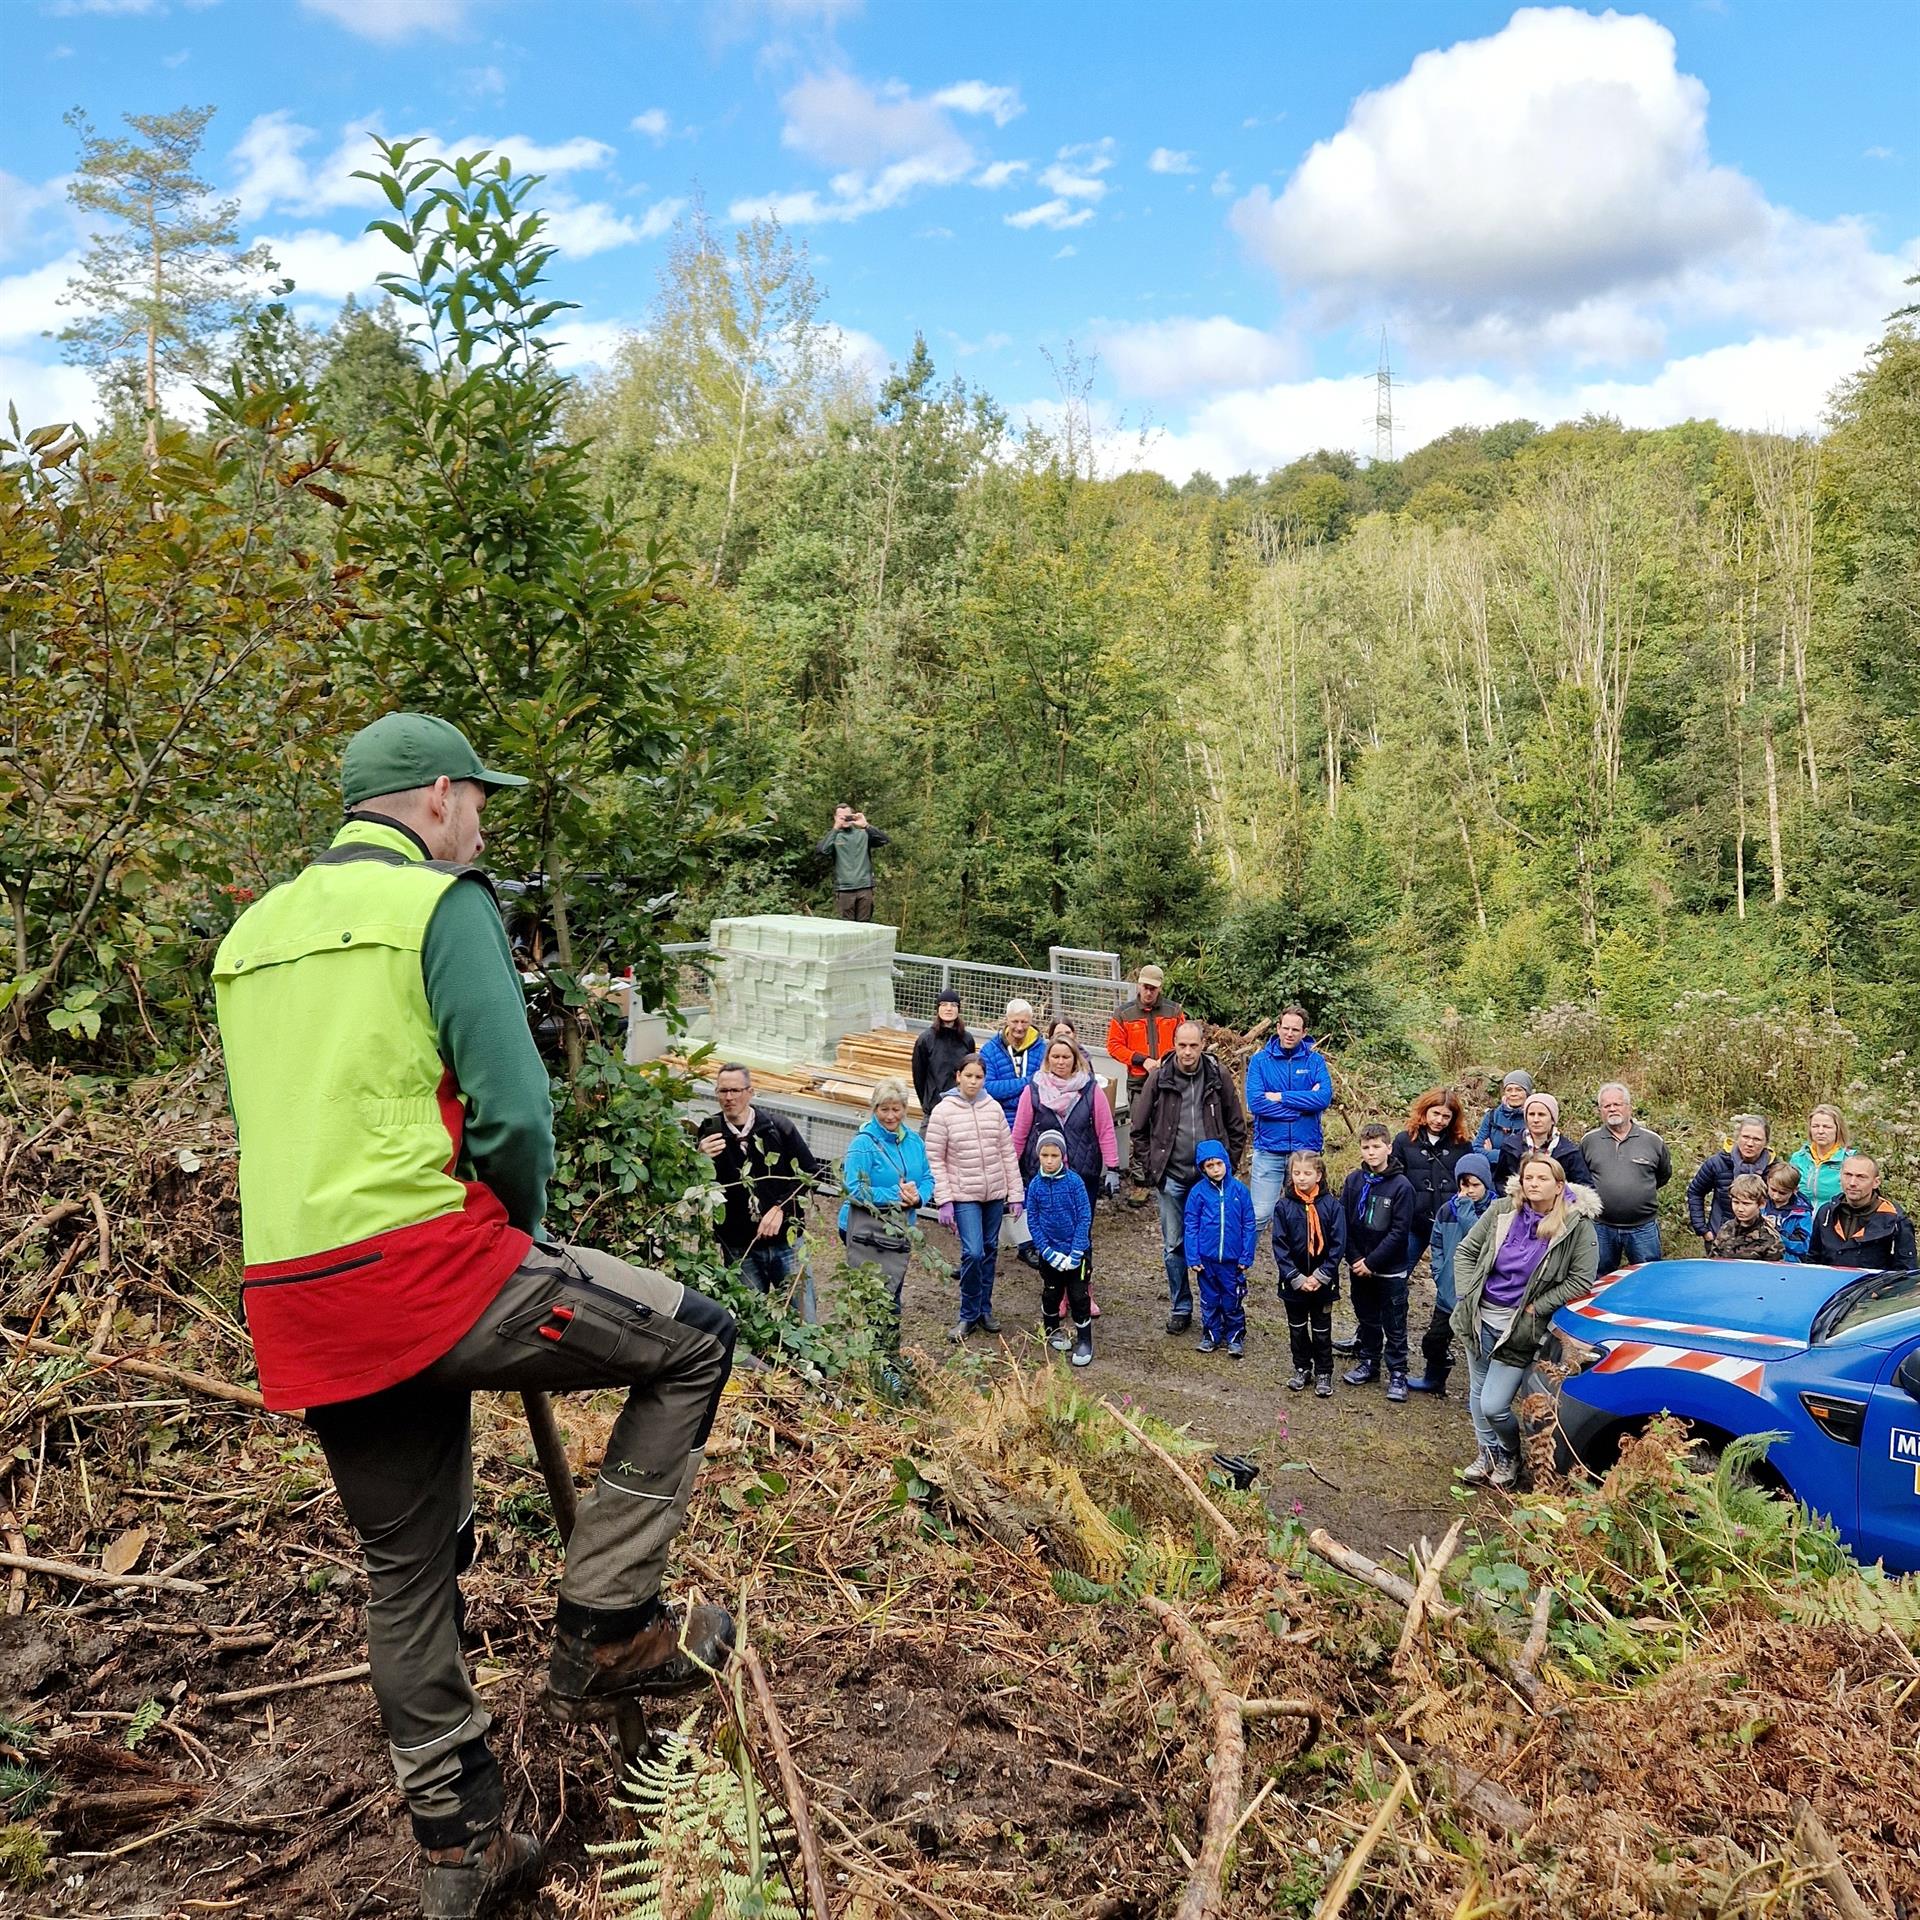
[{"left": 817, "top": 802, "right": 889, "bottom": 921}]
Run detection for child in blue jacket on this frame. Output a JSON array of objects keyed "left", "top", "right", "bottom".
[
  {"left": 1764, "top": 1162, "right": 1814, "bottom": 1263},
  {"left": 1407, "top": 1151, "right": 1492, "bottom": 1398},
  {"left": 1026, "top": 1129, "right": 1095, "bottom": 1366},
  {"left": 1342, "top": 1123, "right": 1416, "bottom": 1399},
  {"left": 1184, "top": 1138, "right": 1256, "bottom": 1356}
]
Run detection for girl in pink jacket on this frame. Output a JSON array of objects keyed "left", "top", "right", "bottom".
[{"left": 925, "top": 1054, "right": 1024, "bottom": 1341}]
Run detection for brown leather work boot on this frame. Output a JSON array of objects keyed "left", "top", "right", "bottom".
[
  {"left": 417, "top": 1826, "right": 542, "bottom": 1918},
  {"left": 546, "top": 1595, "right": 735, "bottom": 1721}
]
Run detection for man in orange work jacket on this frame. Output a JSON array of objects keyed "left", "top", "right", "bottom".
[
  {"left": 213, "top": 713, "right": 736, "bottom": 1920},
  {"left": 1107, "top": 963, "right": 1184, "bottom": 1203}
]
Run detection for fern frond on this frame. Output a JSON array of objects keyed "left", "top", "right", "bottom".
[{"left": 590, "top": 1715, "right": 800, "bottom": 1920}]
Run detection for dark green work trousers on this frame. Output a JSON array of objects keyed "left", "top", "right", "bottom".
[{"left": 307, "top": 1240, "right": 734, "bottom": 1849}]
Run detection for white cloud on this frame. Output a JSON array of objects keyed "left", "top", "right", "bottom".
[
  {"left": 0, "top": 254, "right": 82, "bottom": 348},
  {"left": 0, "top": 172, "right": 72, "bottom": 264},
  {"left": 1229, "top": 6, "right": 1918, "bottom": 375},
  {"left": 1135, "top": 325, "right": 1887, "bottom": 482},
  {"left": 231, "top": 113, "right": 385, "bottom": 219},
  {"left": 1147, "top": 147, "right": 1196, "bottom": 175},
  {"left": 1005, "top": 198, "right": 1093, "bottom": 232},
  {"left": 734, "top": 69, "right": 1022, "bottom": 224},
  {"left": 542, "top": 200, "right": 642, "bottom": 256},
  {"left": 1233, "top": 8, "right": 1765, "bottom": 322},
  {"left": 257, "top": 228, "right": 393, "bottom": 299},
  {"left": 821, "top": 321, "right": 889, "bottom": 388},
  {"left": 973, "top": 159, "right": 1027, "bottom": 190},
  {"left": 1863, "top": 145, "right": 1897, "bottom": 161},
  {"left": 1053, "top": 244, "right": 1077, "bottom": 260},
  {"left": 947, "top": 328, "right": 1011, "bottom": 357},
  {"left": 548, "top": 317, "right": 636, "bottom": 371},
  {"left": 45, "top": 0, "right": 160, "bottom": 13},
  {"left": 0, "top": 354, "right": 98, "bottom": 433},
  {"left": 930, "top": 81, "right": 1022, "bottom": 128},
  {"left": 162, "top": 45, "right": 190, "bottom": 64},
  {"left": 1099, "top": 315, "right": 1301, "bottom": 397},
  {"left": 1039, "top": 137, "right": 1115, "bottom": 202},
  {"left": 299, "top": 0, "right": 472, "bottom": 40},
  {"left": 631, "top": 108, "right": 671, "bottom": 143},
  {"left": 1209, "top": 170, "right": 1234, "bottom": 198},
  {"left": 232, "top": 113, "right": 614, "bottom": 223},
  {"left": 459, "top": 64, "right": 505, "bottom": 100},
  {"left": 637, "top": 196, "right": 684, "bottom": 240}
]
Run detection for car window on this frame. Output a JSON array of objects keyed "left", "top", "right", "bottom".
[{"left": 1815, "top": 1269, "right": 1920, "bottom": 1340}]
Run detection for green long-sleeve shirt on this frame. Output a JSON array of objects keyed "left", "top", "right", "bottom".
[{"left": 420, "top": 869, "right": 555, "bottom": 1238}]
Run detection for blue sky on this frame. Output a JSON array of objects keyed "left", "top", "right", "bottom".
[{"left": 3, "top": 0, "right": 1915, "bottom": 476}]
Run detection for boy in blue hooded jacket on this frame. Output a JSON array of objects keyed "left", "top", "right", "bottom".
[
  {"left": 1026, "top": 1128, "right": 1095, "bottom": 1366},
  {"left": 1184, "top": 1138, "right": 1257, "bottom": 1356},
  {"left": 1406, "top": 1150, "right": 1492, "bottom": 1397}
]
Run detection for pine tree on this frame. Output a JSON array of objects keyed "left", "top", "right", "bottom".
[{"left": 57, "top": 105, "right": 274, "bottom": 450}]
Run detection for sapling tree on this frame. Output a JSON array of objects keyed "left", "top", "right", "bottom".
[{"left": 342, "top": 142, "right": 725, "bottom": 1073}]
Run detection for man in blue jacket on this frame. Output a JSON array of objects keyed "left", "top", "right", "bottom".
[
  {"left": 1244, "top": 1005, "right": 1334, "bottom": 1243},
  {"left": 979, "top": 997, "right": 1047, "bottom": 1126}
]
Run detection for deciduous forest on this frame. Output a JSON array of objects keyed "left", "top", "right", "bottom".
[{"left": 5, "top": 116, "right": 1920, "bottom": 1920}]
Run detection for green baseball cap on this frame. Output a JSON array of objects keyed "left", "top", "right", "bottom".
[{"left": 340, "top": 712, "right": 528, "bottom": 810}]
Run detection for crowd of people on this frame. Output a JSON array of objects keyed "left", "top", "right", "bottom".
[{"left": 698, "top": 962, "right": 1918, "bottom": 1495}]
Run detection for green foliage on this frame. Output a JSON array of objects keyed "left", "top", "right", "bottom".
[
  {"left": 124, "top": 1699, "right": 165, "bottom": 1751},
  {"left": 549, "top": 1034, "right": 902, "bottom": 1379},
  {"left": 340, "top": 141, "right": 733, "bottom": 1014},
  {"left": 0, "top": 1765, "right": 52, "bottom": 1819},
  {"left": 591, "top": 1715, "right": 800, "bottom": 1919},
  {"left": 1463, "top": 1418, "right": 1874, "bottom": 1683},
  {"left": 0, "top": 1821, "right": 49, "bottom": 1891},
  {"left": 1174, "top": 893, "right": 1396, "bottom": 1045},
  {"left": 0, "top": 379, "right": 356, "bottom": 1063}
]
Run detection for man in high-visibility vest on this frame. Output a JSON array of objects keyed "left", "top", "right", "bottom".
[{"left": 214, "top": 713, "right": 735, "bottom": 1920}]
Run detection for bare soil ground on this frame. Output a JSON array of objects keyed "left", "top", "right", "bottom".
[
  {"left": 890, "top": 1200, "right": 1465, "bottom": 1559},
  {"left": 7, "top": 1091, "right": 1915, "bottom": 1920}
]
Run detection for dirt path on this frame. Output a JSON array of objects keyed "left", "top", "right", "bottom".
[{"left": 856, "top": 1200, "right": 1466, "bottom": 1561}]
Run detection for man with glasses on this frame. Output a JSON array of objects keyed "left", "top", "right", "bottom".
[{"left": 696, "top": 1065, "right": 825, "bottom": 1321}]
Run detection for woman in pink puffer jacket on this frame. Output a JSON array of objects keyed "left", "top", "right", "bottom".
[{"left": 925, "top": 1054, "right": 1024, "bottom": 1341}]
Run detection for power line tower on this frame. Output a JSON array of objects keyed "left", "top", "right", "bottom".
[{"left": 1373, "top": 325, "right": 1396, "bottom": 465}]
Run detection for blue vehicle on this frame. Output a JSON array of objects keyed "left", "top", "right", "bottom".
[{"left": 1549, "top": 1258, "right": 1920, "bottom": 1573}]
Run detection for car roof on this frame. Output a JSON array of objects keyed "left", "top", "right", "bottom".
[{"left": 1560, "top": 1259, "right": 1838, "bottom": 1357}]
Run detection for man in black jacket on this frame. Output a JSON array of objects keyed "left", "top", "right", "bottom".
[
  {"left": 695, "top": 1065, "right": 825, "bottom": 1320},
  {"left": 1133, "top": 1021, "right": 1248, "bottom": 1334},
  {"left": 911, "top": 990, "right": 973, "bottom": 1130},
  {"left": 1806, "top": 1155, "right": 1917, "bottom": 1271}
]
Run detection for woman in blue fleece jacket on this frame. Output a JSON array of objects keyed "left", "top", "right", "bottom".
[
  {"left": 1026, "top": 1128, "right": 1095, "bottom": 1367},
  {"left": 1183, "top": 1138, "right": 1257, "bottom": 1357}
]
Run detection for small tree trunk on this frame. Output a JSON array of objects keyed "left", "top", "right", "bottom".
[
  {"left": 710, "top": 368, "right": 754, "bottom": 587},
  {"left": 1455, "top": 806, "right": 1487, "bottom": 932},
  {"left": 1734, "top": 753, "right": 1747, "bottom": 922},
  {"left": 145, "top": 193, "right": 161, "bottom": 463},
  {"left": 1763, "top": 719, "right": 1787, "bottom": 903},
  {"left": 541, "top": 825, "right": 585, "bottom": 1084}
]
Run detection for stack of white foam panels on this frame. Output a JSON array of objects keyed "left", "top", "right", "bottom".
[{"left": 707, "top": 915, "right": 897, "bottom": 1065}]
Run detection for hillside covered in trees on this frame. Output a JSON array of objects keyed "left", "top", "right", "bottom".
[{"left": 4, "top": 125, "right": 1919, "bottom": 1080}]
